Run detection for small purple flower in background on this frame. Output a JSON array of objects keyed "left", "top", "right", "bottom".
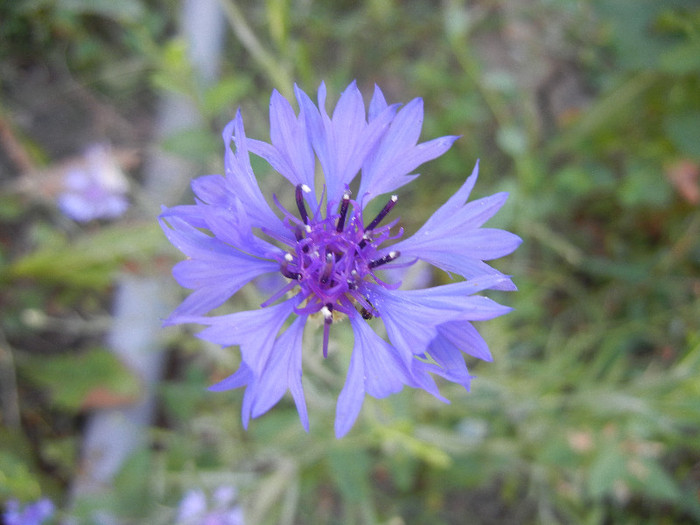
[
  {"left": 3, "top": 498, "right": 54, "bottom": 525},
  {"left": 177, "top": 486, "right": 244, "bottom": 525},
  {"left": 57, "top": 144, "right": 129, "bottom": 222},
  {"left": 160, "top": 81, "right": 521, "bottom": 437}
]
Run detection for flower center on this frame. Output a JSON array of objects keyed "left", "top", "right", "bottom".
[{"left": 267, "top": 185, "right": 403, "bottom": 356}]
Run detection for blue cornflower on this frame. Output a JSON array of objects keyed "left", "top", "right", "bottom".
[
  {"left": 160, "top": 81, "right": 521, "bottom": 437},
  {"left": 3, "top": 498, "right": 54, "bottom": 525},
  {"left": 176, "top": 486, "right": 244, "bottom": 525},
  {"left": 57, "top": 144, "right": 129, "bottom": 222}
]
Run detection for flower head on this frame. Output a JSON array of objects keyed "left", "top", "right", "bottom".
[
  {"left": 58, "top": 144, "right": 129, "bottom": 222},
  {"left": 177, "top": 486, "right": 244, "bottom": 525},
  {"left": 160, "top": 81, "right": 521, "bottom": 437},
  {"left": 3, "top": 498, "right": 54, "bottom": 525}
]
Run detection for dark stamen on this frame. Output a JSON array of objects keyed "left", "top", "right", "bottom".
[
  {"left": 365, "top": 194, "right": 398, "bottom": 231},
  {"left": 321, "top": 303, "right": 333, "bottom": 324},
  {"left": 361, "top": 307, "right": 374, "bottom": 320},
  {"left": 358, "top": 233, "right": 371, "bottom": 249},
  {"left": 296, "top": 184, "right": 311, "bottom": 224},
  {"left": 320, "top": 253, "right": 334, "bottom": 284},
  {"left": 281, "top": 253, "right": 301, "bottom": 280},
  {"left": 368, "top": 250, "right": 400, "bottom": 269},
  {"left": 336, "top": 192, "right": 351, "bottom": 232},
  {"left": 321, "top": 303, "right": 333, "bottom": 358},
  {"left": 347, "top": 269, "right": 359, "bottom": 290}
]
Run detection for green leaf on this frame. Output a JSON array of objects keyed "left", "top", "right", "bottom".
[
  {"left": 202, "top": 76, "right": 253, "bottom": 118},
  {"left": 664, "top": 111, "right": 700, "bottom": 158},
  {"left": 9, "top": 222, "right": 165, "bottom": 289},
  {"left": 619, "top": 160, "right": 672, "bottom": 208},
  {"left": 161, "top": 128, "right": 219, "bottom": 164},
  {"left": 496, "top": 125, "right": 528, "bottom": 156},
  {"left": 588, "top": 446, "right": 625, "bottom": 498},
  {"left": 629, "top": 458, "right": 682, "bottom": 502},
  {"left": 113, "top": 448, "right": 154, "bottom": 515},
  {"left": 327, "top": 447, "right": 372, "bottom": 503},
  {"left": 0, "top": 431, "right": 44, "bottom": 501},
  {"left": 659, "top": 40, "right": 700, "bottom": 74},
  {"left": 56, "top": 0, "right": 144, "bottom": 22},
  {"left": 149, "top": 38, "right": 194, "bottom": 97},
  {"left": 19, "top": 347, "right": 141, "bottom": 411}
]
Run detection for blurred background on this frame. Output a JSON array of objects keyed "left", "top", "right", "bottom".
[{"left": 1, "top": 0, "right": 699, "bottom": 523}]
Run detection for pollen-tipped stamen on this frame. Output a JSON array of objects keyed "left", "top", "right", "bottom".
[
  {"left": 281, "top": 253, "right": 301, "bottom": 280},
  {"left": 368, "top": 250, "right": 400, "bottom": 269},
  {"left": 321, "top": 303, "right": 333, "bottom": 358},
  {"left": 336, "top": 192, "right": 351, "bottom": 232},
  {"left": 365, "top": 194, "right": 398, "bottom": 231},
  {"left": 358, "top": 233, "right": 371, "bottom": 249},
  {"left": 320, "top": 252, "right": 334, "bottom": 284},
  {"left": 296, "top": 184, "right": 311, "bottom": 224}
]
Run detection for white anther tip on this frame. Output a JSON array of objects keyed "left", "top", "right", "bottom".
[
  {"left": 305, "top": 224, "right": 312, "bottom": 233},
  {"left": 301, "top": 184, "right": 311, "bottom": 193},
  {"left": 391, "top": 195, "right": 398, "bottom": 202},
  {"left": 284, "top": 253, "right": 293, "bottom": 262},
  {"left": 321, "top": 306, "right": 332, "bottom": 319}
]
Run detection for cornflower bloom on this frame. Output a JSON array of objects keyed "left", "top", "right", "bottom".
[
  {"left": 3, "top": 498, "right": 54, "bottom": 525},
  {"left": 160, "top": 81, "right": 521, "bottom": 437},
  {"left": 176, "top": 486, "right": 244, "bottom": 525},
  {"left": 57, "top": 144, "right": 129, "bottom": 222}
]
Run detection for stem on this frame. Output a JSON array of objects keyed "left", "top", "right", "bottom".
[
  {"left": 217, "top": 0, "right": 294, "bottom": 98},
  {"left": 0, "top": 330, "right": 20, "bottom": 429}
]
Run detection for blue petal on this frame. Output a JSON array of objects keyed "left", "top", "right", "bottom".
[
  {"left": 368, "top": 84, "right": 388, "bottom": 121},
  {"left": 160, "top": 203, "right": 206, "bottom": 229},
  {"left": 198, "top": 198, "right": 282, "bottom": 259},
  {"left": 196, "top": 298, "right": 298, "bottom": 376},
  {"left": 381, "top": 135, "right": 459, "bottom": 188},
  {"left": 171, "top": 257, "right": 277, "bottom": 290},
  {"left": 351, "top": 313, "right": 412, "bottom": 398},
  {"left": 166, "top": 265, "right": 274, "bottom": 323},
  {"left": 251, "top": 316, "right": 309, "bottom": 431},
  {"left": 191, "top": 174, "right": 230, "bottom": 207},
  {"left": 335, "top": 314, "right": 414, "bottom": 438},
  {"left": 389, "top": 255, "right": 516, "bottom": 290},
  {"left": 420, "top": 160, "right": 480, "bottom": 226},
  {"left": 324, "top": 81, "right": 366, "bottom": 201},
  {"left": 367, "top": 277, "right": 511, "bottom": 356},
  {"left": 358, "top": 97, "right": 458, "bottom": 202},
  {"left": 159, "top": 212, "right": 234, "bottom": 259},
  {"left": 208, "top": 362, "right": 254, "bottom": 391},
  {"left": 247, "top": 90, "right": 316, "bottom": 202},
  {"left": 388, "top": 161, "right": 522, "bottom": 280},
  {"left": 207, "top": 317, "right": 309, "bottom": 432},
  {"left": 207, "top": 361, "right": 256, "bottom": 428},
  {"left": 160, "top": 212, "right": 279, "bottom": 321},
  {"left": 296, "top": 82, "right": 399, "bottom": 205},
  {"left": 420, "top": 333, "right": 475, "bottom": 391},
  {"left": 438, "top": 320, "right": 493, "bottom": 361},
  {"left": 223, "top": 114, "right": 293, "bottom": 242}
]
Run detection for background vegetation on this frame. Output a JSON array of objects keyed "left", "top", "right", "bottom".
[{"left": 1, "top": 0, "right": 699, "bottom": 523}]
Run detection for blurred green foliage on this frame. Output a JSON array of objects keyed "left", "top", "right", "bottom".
[{"left": 1, "top": 0, "right": 699, "bottom": 523}]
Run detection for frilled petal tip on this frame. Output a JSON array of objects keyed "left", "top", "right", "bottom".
[
  {"left": 197, "top": 304, "right": 309, "bottom": 432},
  {"left": 335, "top": 314, "right": 415, "bottom": 437}
]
